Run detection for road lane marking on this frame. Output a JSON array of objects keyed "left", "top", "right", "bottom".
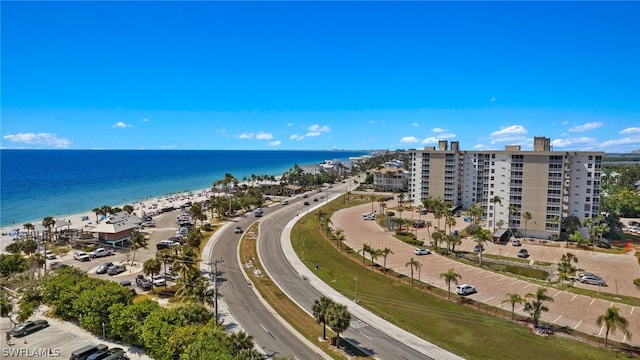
[{"left": 260, "top": 324, "right": 269, "bottom": 333}]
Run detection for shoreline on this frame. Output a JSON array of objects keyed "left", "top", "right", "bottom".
[{"left": 0, "top": 186, "right": 215, "bottom": 244}]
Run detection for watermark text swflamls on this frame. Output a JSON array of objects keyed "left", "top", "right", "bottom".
[{"left": 2, "top": 348, "right": 61, "bottom": 358}]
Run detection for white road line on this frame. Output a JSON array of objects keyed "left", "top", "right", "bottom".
[
  {"left": 523, "top": 283, "right": 533, "bottom": 290},
  {"left": 497, "top": 277, "right": 509, "bottom": 282},
  {"left": 260, "top": 324, "right": 269, "bottom": 333},
  {"left": 598, "top": 325, "right": 604, "bottom": 336},
  {"left": 553, "top": 315, "right": 562, "bottom": 323},
  {"left": 571, "top": 294, "right": 578, "bottom": 301},
  {"left": 484, "top": 296, "right": 495, "bottom": 302},
  {"left": 575, "top": 320, "right": 582, "bottom": 330},
  {"left": 631, "top": 307, "right": 635, "bottom": 315},
  {"left": 589, "top": 298, "right": 596, "bottom": 306},
  {"left": 510, "top": 280, "right": 520, "bottom": 286},
  {"left": 554, "top": 290, "right": 562, "bottom": 297},
  {"left": 474, "top": 270, "right": 485, "bottom": 275}
]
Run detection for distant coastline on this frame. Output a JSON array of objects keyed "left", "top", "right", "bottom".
[{"left": 0, "top": 149, "right": 369, "bottom": 227}]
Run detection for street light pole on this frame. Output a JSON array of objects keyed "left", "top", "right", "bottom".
[{"left": 354, "top": 275, "right": 358, "bottom": 302}]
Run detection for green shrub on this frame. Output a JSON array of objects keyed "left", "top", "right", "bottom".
[{"left": 634, "top": 278, "right": 640, "bottom": 288}]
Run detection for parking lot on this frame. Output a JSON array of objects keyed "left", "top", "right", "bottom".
[{"left": 332, "top": 202, "right": 640, "bottom": 347}]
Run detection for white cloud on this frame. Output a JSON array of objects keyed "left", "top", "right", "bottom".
[
  {"left": 568, "top": 122, "right": 603, "bottom": 132},
  {"left": 561, "top": 121, "right": 569, "bottom": 126},
  {"left": 306, "top": 131, "right": 321, "bottom": 137},
  {"left": 290, "top": 134, "right": 304, "bottom": 141},
  {"left": 490, "top": 125, "right": 527, "bottom": 137},
  {"left": 620, "top": 127, "right": 640, "bottom": 135},
  {"left": 400, "top": 136, "right": 420, "bottom": 144},
  {"left": 268, "top": 140, "right": 281, "bottom": 146},
  {"left": 473, "top": 143, "right": 489, "bottom": 150},
  {"left": 432, "top": 127, "right": 446, "bottom": 133},
  {"left": 161, "top": 145, "right": 177, "bottom": 149},
  {"left": 490, "top": 96, "right": 496, "bottom": 102},
  {"left": 308, "top": 124, "right": 330, "bottom": 133},
  {"left": 551, "top": 137, "right": 597, "bottom": 148},
  {"left": 489, "top": 125, "right": 528, "bottom": 144},
  {"left": 287, "top": 123, "right": 293, "bottom": 127},
  {"left": 237, "top": 133, "right": 254, "bottom": 139},
  {"left": 256, "top": 132, "right": 273, "bottom": 140},
  {"left": 599, "top": 136, "right": 640, "bottom": 148},
  {"left": 3, "top": 132, "right": 71, "bottom": 148},
  {"left": 112, "top": 121, "right": 132, "bottom": 128},
  {"left": 420, "top": 136, "right": 439, "bottom": 145},
  {"left": 411, "top": 122, "right": 419, "bottom": 127},
  {"left": 141, "top": 118, "right": 150, "bottom": 122}
]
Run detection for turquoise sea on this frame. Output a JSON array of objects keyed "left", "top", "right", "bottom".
[{"left": 0, "top": 150, "right": 369, "bottom": 227}]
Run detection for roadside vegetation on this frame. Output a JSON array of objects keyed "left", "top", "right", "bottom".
[{"left": 291, "top": 196, "right": 630, "bottom": 359}]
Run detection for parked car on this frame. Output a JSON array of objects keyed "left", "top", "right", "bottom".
[
  {"left": 119, "top": 280, "right": 136, "bottom": 295},
  {"left": 456, "top": 284, "right": 476, "bottom": 296},
  {"left": 135, "top": 274, "right": 152, "bottom": 291},
  {"left": 96, "top": 262, "right": 114, "bottom": 274},
  {"left": 511, "top": 239, "right": 522, "bottom": 246},
  {"left": 74, "top": 252, "right": 91, "bottom": 262},
  {"left": 363, "top": 214, "right": 375, "bottom": 221},
  {"left": 579, "top": 274, "right": 607, "bottom": 286},
  {"left": 157, "top": 240, "right": 178, "bottom": 250},
  {"left": 234, "top": 226, "right": 243, "bottom": 233},
  {"left": 517, "top": 249, "right": 530, "bottom": 258},
  {"left": 90, "top": 248, "right": 114, "bottom": 258},
  {"left": 41, "top": 250, "right": 57, "bottom": 260},
  {"left": 7, "top": 320, "right": 49, "bottom": 337},
  {"left": 302, "top": 194, "right": 308, "bottom": 198},
  {"left": 281, "top": 200, "right": 289, "bottom": 205},
  {"left": 163, "top": 272, "right": 180, "bottom": 281},
  {"left": 107, "top": 264, "right": 126, "bottom": 275},
  {"left": 152, "top": 275, "right": 166, "bottom": 287},
  {"left": 473, "top": 245, "right": 484, "bottom": 253},
  {"left": 49, "top": 262, "right": 68, "bottom": 271},
  {"left": 303, "top": 201, "right": 310, "bottom": 206},
  {"left": 414, "top": 248, "right": 431, "bottom": 255}
]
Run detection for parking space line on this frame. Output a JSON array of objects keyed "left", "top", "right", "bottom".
[
  {"left": 474, "top": 270, "right": 485, "bottom": 275},
  {"left": 553, "top": 315, "right": 562, "bottom": 323},
  {"left": 575, "top": 320, "right": 582, "bottom": 330},
  {"left": 510, "top": 280, "right": 520, "bottom": 286},
  {"left": 483, "top": 296, "right": 495, "bottom": 302},
  {"left": 553, "top": 290, "right": 562, "bottom": 297},
  {"left": 497, "top": 277, "right": 509, "bottom": 282},
  {"left": 523, "top": 283, "right": 534, "bottom": 290},
  {"left": 589, "top": 298, "right": 596, "bottom": 306},
  {"left": 631, "top": 307, "right": 635, "bottom": 315},
  {"left": 571, "top": 294, "right": 578, "bottom": 301},
  {"left": 483, "top": 273, "right": 499, "bottom": 279}
]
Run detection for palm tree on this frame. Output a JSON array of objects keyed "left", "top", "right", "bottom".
[
  {"left": 326, "top": 302, "right": 351, "bottom": 348},
  {"left": 467, "top": 203, "right": 484, "bottom": 226},
  {"left": 508, "top": 204, "right": 518, "bottom": 234},
  {"left": 522, "top": 211, "right": 532, "bottom": 240},
  {"left": 501, "top": 293, "right": 525, "bottom": 320},
  {"left": 22, "top": 223, "right": 34, "bottom": 238},
  {"left": 425, "top": 221, "right": 433, "bottom": 246},
  {"left": 440, "top": 268, "right": 461, "bottom": 299},
  {"left": 362, "top": 243, "right": 372, "bottom": 265},
  {"left": 334, "top": 228, "right": 345, "bottom": 252},
  {"left": 596, "top": 306, "right": 632, "bottom": 348},
  {"left": 405, "top": 258, "right": 420, "bottom": 286},
  {"left": 476, "top": 228, "right": 492, "bottom": 266},
  {"left": 380, "top": 247, "right": 394, "bottom": 274},
  {"left": 490, "top": 196, "right": 502, "bottom": 233},
  {"left": 156, "top": 248, "right": 175, "bottom": 276},
  {"left": 0, "top": 295, "right": 14, "bottom": 327},
  {"left": 42, "top": 216, "right": 55, "bottom": 242},
  {"left": 312, "top": 296, "right": 334, "bottom": 340},
  {"left": 130, "top": 230, "right": 148, "bottom": 266},
  {"left": 524, "top": 287, "right": 554, "bottom": 326},
  {"left": 557, "top": 253, "right": 578, "bottom": 286},
  {"left": 143, "top": 258, "right": 161, "bottom": 292},
  {"left": 227, "top": 331, "right": 255, "bottom": 355},
  {"left": 369, "top": 248, "right": 381, "bottom": 268}
]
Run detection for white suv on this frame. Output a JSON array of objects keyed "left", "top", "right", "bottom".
[
  {"left": 152, "top": 275, "right": 166, "bottom": 287},
  {"left": 456, "top": 284, "right": 476, "bottom": 296}
]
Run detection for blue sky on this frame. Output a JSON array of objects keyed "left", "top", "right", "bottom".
[{"left": 2, "top": 1, "right": 639, "bottom": 152}]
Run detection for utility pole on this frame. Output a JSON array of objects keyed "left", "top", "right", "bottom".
[
  {"left": 206, "top": 258, "right": 224, "bottom": 323},
  {"left": 354, "top": 275, "right": 358, "bottom": 302}
]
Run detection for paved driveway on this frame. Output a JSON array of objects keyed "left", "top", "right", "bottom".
[{"left": 332, "top": 202, "right": 640, "bottom": 347}]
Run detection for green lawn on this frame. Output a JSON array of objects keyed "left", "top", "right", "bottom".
[{"left": 292, "top": 200, "right": 621, "bottom": 360}]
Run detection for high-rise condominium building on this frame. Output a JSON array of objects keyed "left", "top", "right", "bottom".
[{"left": 408, "top": 137, "right": 604, "bottom": 240}]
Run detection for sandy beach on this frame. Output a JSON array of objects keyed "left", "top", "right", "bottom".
[{"left": 0, "top": 187, "right": 215, "bottom": 247}]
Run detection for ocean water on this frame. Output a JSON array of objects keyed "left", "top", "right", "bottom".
[{"left": 0, "top": 150, "right": 368, "bottom": 227}]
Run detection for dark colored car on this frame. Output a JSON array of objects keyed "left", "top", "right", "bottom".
[
  {"left": 303, "top": 201, "right": 310, "bottom": 206},
  {"left": 7, "top": 320, "right": 49, "bottom": 337},
  {"left": 120, "top": 280, "right": 136, "bottom": 295},
  {"left": 96, "top": 262, "right": 114, "bottom": 274},
  {"left": 517, "top": 249, "right": 530, "bottom": 258},
  {"left": 136, "top": 274, "right": 152, "bottom": 291}
]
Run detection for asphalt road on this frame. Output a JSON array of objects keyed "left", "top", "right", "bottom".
[
  {"left": 207, "top": 209, "right": 326, "bottom": 359},
  {"left": 256, "top": 195, "right": 434, "bottom": 360}
]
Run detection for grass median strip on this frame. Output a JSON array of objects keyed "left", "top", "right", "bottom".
[{"left": 238, "top": 223, "right": 355, "bottom": 360}]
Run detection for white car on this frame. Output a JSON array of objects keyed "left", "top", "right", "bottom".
[
  {"left": 456, "top": 284, "right": 476, "bottom": 296},
  {"left": 414, "top": 248, "right": 431, "bottom": 255},
  {"left": 152, "top": 275, "right": 166, "bottom": 287},
  {"left": 89, "top": 248, "right": 114, "bottom": 258},
  {"left": 73, "top": 252, "right": 91, "bottom": 262}
]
